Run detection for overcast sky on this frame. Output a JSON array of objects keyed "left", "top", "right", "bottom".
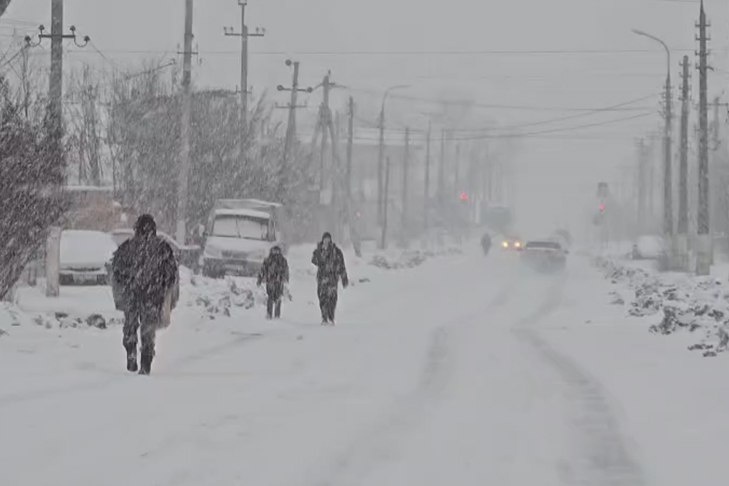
[{"left": 3, "top": 0, "right": 727, "bottom": 235}]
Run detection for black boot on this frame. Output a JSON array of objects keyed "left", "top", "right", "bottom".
[
  {"left": 139, "top": 354, "right": 153, "bottom": 375},
  {"left": 126, "top": 347, "right": 138, "bottom": 373}
]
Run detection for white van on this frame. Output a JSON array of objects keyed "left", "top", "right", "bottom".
[{"left": 202, "top": 199, "right": 283, "bottom": 278}]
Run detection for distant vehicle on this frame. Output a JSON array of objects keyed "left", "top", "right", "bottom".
[
  {"left": 632, "top": 235, "right": 667, "bottom": 260},
  {"left": 481, "top": 204, "right": 513, "bottom": 233},
  {"left": 202, "top": 199, "right": 284, "bottom": 278},
  {"left": 520, "top": 240, "right": 567, "bottom": 273},
  {"left": 501, "top": 236, "right": 523, "bottom": 251},
  {"left": 110, "top": 228, "right": 201, "bottom": 271},
  {"left": 60, "top": 230, "right": 118, "bottom": 285}
]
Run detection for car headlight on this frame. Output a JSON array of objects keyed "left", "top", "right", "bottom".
[
  {"left": 514, "top": 241, "right": 522, "bottom": 249},
  {"left": 204, "top": 245, "right": 223, "bottom": 259},
  {"left": 502, "top": 241, "right": 509, "bottom": 249}
]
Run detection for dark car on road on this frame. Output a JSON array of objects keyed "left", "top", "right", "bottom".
[{"left": 520, "top": 240, "right": 567, "bottom": 273}]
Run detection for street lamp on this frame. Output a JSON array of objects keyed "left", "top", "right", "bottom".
[
  {"left": 377, "top": 84, "right": 410, "bottom": 225},
  {"left": 632, "top": 28, "right": 673, "bottom": 239}
]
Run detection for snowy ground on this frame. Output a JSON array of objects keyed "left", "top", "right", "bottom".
[{"left": 1, "top": 242, "right": 728, "bottom": 485}]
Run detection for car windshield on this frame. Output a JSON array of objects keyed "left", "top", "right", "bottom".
[
  {"left": 526, "top": 241, "right": 561, "bottom": 251},
  {"left": 212, "top": 216, "right": 270, "bottom": 240}
]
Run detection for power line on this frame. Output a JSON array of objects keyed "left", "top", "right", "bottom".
[
  {"left": 454, "top": 93, "right": 659, "bottom": 132},
  {"left": 449, "top": 111, "right": 656, "bottom": 140},
  {"left": 63, "top": 47, "right": 698, "bottom": 57},
  {"left": 347, "top": 86, "right": 654, "bottom": 113}
]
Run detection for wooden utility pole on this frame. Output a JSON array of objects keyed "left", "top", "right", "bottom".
[
  {"left": 423, "top": 120, "right": 431, "bottom": 231},
  {"left": 401, "top": 127, "right": 410, "bottom": 243},
  {"left": 224, "top": 1, "right": 265, "bottom": 134},
  {"left": 696, "top": 0, "right": 711, "bottom": 274},
  {"left": 346, "top": 96, "right": 354, "bottom": 206},
  {"left": 176, "top": 0, "right": 194, "bottom": 244},
  {"left": 678, "top": 55, "right": 690, "bottom": 236}
]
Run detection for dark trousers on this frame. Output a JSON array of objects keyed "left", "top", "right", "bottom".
[
  {"left": 317, "top": 282, "right": 338, "bottom": 322},
  {"left": 266, "top": 282, "right": 284, "bottom": 319},
  {"left": 123, "top": 303, "right": 159, "bottom": 360}
]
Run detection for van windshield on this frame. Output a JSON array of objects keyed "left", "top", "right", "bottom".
[{"left": 212, "top": 216, "right": 271, "bottom": 240}]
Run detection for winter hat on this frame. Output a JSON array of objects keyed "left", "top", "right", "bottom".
[
  {"left": 322, "top": 232, "right": 332, "bottom": 241},
  {"left": 134, "top": 214, "right": 157, "bottom": 237}
]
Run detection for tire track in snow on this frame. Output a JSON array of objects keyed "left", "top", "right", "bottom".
[
  {"left": 310, "top": 282, "right": 513, "bottom": 486},
  {"left": 511, "top": 275, "right": 647, "bottom": 486}
]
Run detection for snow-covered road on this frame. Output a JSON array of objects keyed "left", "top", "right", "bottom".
[{"left": 0, "top": 245, "right": 726, "bottom": 485}]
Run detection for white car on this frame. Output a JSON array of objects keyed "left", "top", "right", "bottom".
[
  {"left": 632, "top": 236, "right": 667, "bottom": 260},
  {"left": 59, "top": 230, "right": 118, "bottom": 286}
]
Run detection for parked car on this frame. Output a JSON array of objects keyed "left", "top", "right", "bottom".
[
  {"left": 520, "top": 240, "right": 568, "bottom": 273},
  {"left": 60, "top": 230, "right": 118, "bottom": 285},
  {"left": 110, "top": 228, "right": 201, "bottom": 272},
  {"left": 631, "top": 235, "right": 667, "bottom": 260}
]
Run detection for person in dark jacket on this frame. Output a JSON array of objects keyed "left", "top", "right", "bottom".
[
  {"left": 257, "top": 246, "right": 289, "bottom": 319},
  {"left": 111, "top": 214, "right": 179, "bottom": 375},
  {"left": 311, "top": 232, "right": 348, "bottom": 325},
  {"left": 481, "top": 232, "right": 492, "bottom": 256}
]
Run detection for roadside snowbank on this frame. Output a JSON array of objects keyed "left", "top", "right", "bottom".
[{"left": 595, "top": 257, "right": 729, "bottom": 356}]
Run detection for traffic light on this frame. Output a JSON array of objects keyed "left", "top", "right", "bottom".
[
  {"left": 459, "top": 191, "right": 469, "bottom": 202},
  {"left": 599, "top": 203, "right": 606, "bottom": 214}
]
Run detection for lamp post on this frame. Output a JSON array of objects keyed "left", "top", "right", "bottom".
[
  {"left": 377, "top": 84, "right": 410, "bottom": 224},
  {"left": 632, "top": 29, "right": 673, "bottom": 239}
]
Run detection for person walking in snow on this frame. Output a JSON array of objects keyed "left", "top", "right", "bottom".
[
  {"left": 311, "top": 232, "right": 348, "bottom": 325},
  {"left": 257, "top": 245, "right": 289, "bottom": 319},
  {"left": 111, "top": 214, "right": 179, "bottom": 375},
  {"left": 481, "top": 232, "right": 492, "bottom": 256}
]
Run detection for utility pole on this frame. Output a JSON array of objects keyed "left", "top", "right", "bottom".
[
  {"left": 376, "top": 85, "right": 409, "bottom": 224},
  {"left": 24, "top": 0, "right": 89, "bottom": 167},
  {"left": 663, "top": 61, "right": 673, "bottom": 237},
  {"left": 637, "top": 138, "right": 648, "bottom": 230},
  {"left": 380, "top": 157, "right": 391, "bottom": 249},
  {"left": 423, "top": 120, "right": 431, "bottom": 232},
  {"left": 49, "top": 0, "right": 63, "bottom": 154},
  {"left": 346, "top": 96, "right": 354, "bottom": 208},
  {"left": 454, "top": 142, "right": 461, "bottom": 194},
  {"left": 276, "top": 59, "right": 311, "bottom": 198},
  {"left": 25, "top": 0, "right": 90, "bottom": 297},
  {"left": 438, "top": 129, "right": 446, "bottom": 208},
  {"left": 696, "top": 0, "right": 711, "bottom": 275},
  {"left": 223, "top": 1, "right": 265, "bottom": 135},
  {"left": 401, "top": 127, "right": 410, "bottom": 245},
  {"left": 678, "top": 55, "right": 690, "bottom": 236},
  {"left": 176, "top": 0, "right": 194, "bottom": 244},
  {"left": 309, "top": 72, "right": 343, "bottom": 234}
]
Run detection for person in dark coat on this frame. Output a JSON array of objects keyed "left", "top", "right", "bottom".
[
  {"left": 481, "top": 232, "right": 492, "bottom": 256},
  {"left": 257, "top": 246, "right": 289, "bottom": 319},
  {"left": 311, "top": 232, "right": 348, "bottom": 325},
  {"left": 111, "top": 214, "right": 179, "bottom": 375}
]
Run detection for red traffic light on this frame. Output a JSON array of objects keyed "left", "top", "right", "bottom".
[
  {"left": 599, "top": 203, "right": 606, "bottom": 213},
  {"left": 459, "top": 191, "right": 469, "bottom": 202}
]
